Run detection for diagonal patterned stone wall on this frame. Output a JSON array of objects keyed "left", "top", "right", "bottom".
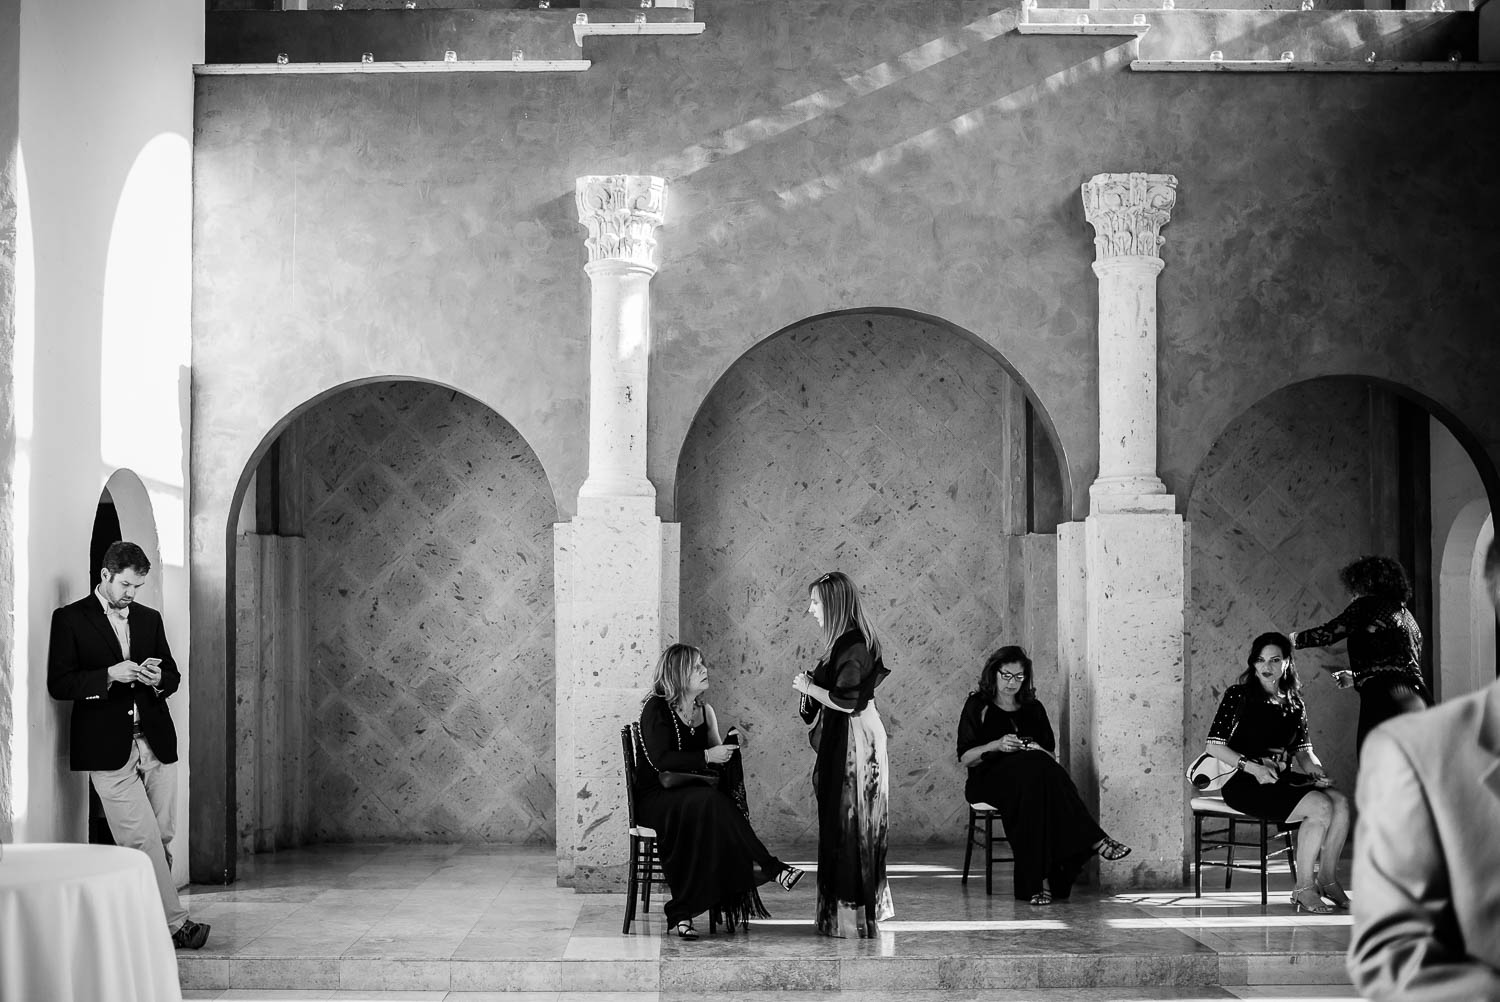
[
  {"left": 1187, "top": 379, "right": 1398, "bottom": 797},
  {"left": 678, "top": 314, "right": 1056, "bottom": 845},
  {"left": 299, "top": 381, "right": 556, "bottom": 843}
]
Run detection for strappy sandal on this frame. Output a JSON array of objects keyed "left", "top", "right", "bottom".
[
  {"left": 777, "top": 865, "right": 805, "bottom": 892},
  {"left": 1291, "top": 885, "right": 1334, "bottom": 914},
  {"left": 1096, "top": 837, "right": 1132, "bottom": 861},
  {"left": 673, "top": 920, "right": 700, "bottom": 940},
  {"left": 1316, "top": 879, "right": 1350, "bottom": 910},
  {"left": 1029, "top": 890, "right": 1053, "bottom": 906}
]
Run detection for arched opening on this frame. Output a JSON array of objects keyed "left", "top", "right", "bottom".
[
  {"left": 1437, "top": 501, "right": 1495, "bottom": 701},
  {"left": 223, "top": 379, "right": 559, "bottom": 859},
  {"left": 675, "top": 309, "right": 1067, "bottom": 844},
  {"left": 1186, "top": 377, "right": 1495, "bottom": 796}
]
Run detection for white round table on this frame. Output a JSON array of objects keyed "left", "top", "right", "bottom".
[{"left": 0, "top": 843, "right": 182, "bottom": 1002}]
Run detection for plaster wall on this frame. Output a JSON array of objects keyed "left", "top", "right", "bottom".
[
  {"left": 0, "top": 0, "right": 18, "bottom": 843},
  {"left": 191, "top": 0, "right": 1500, "bottom": 869},
  {"left": 677, "top": 313, "right": 1059, "bottom": 844},
  {"left": 1186, "top": 380, "right": 1398, "bottom": 796},
  {"left": 298, "top": 382, "right": 556, "bottom": 844},
  {"left": 8, "top": 0, "right": 199, "bottom": 870}
]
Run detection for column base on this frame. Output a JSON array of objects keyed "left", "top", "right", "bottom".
[{"left": 1089, "top": 477, "right": 1175, "bottom": 514}]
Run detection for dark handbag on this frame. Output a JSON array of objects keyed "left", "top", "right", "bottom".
[
  {"left": 659, "top": 770, "right": 717, "bottom": 789},
  {"left": 806, "top": 707, "right": 823, "bottom": 750}
]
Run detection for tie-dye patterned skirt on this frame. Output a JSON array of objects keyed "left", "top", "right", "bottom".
[{"left": 813, "top": 704, "right": 893, "bottom": 937}]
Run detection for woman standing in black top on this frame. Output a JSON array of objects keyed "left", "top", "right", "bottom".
[
  {"left": 1202, "top": 632, "right": 1351, "bottom": 913},
  {"left": 794, "top": 571, "right": 893, "bottom": 938},
  {"left": 1292, "top": 556, "right": 1431, "bottom": 754},
  {"left": 955, "top": 646, "right": 1130, "bottom": 905},
  {"left": 636, "top": 644, "right": 803, "bottom": 940}
]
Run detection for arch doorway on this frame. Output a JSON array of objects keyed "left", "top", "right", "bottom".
[
  {"left": 223, "top": 379, "right": 558, "bottom": 859},
  {"left": 1436, "top": 500, "right": 1494, "bottom": 701},
  {"left": 675, "top": 309, "right": 1068, "bottom": 844},
  {"left": 1187, "top": 376, "right": 1495, "bottom": 794}
]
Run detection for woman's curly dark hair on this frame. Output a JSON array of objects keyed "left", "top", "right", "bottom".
[
  {"left": 1340, "top": 555, "right": 1412, "bottom": 604},
  {"left": 977, "top": 645, "right": 1036, "bottom": 704}
]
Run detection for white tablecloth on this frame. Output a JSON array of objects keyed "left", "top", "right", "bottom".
[{"left": 0, "top": 843, "right": 182, "bottom": 1002}]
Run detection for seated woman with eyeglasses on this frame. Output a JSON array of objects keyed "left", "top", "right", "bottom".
[
  {"left": 635, "top": 644, "right": 804, "bottom": 940},
  {"left": 1201, "top": 631, "right": 1351, "bottom": 914},
  {"left": 955, "top": 646, "right": 1131, "bottom": 905}
]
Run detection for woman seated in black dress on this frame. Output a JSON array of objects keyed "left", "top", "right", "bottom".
[
  {"left": 956, "top": 646, "right": 1131, "bottom": 905},
  {"left": 1202, "top": 631, "right": 1352, "bottom": 914},
  {"left": 635, "top": 643, "right": 803, "bottom": 939}
]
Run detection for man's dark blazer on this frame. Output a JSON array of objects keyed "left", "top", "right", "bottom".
[{"left": 46, "top": 594, "right": 181, "bottom": 771}]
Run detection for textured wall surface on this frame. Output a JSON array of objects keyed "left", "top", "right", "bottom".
[
  {"left": 1186, "top": 379, "right": 1397, "bottom": 796},
  {"left": 300, "top": 382, "right": 556, "bottom": 843},
  {"left": 190, "top": 0, "right": 1500, "bottom": 867},
  {"left": 677, "top": 313, "right": 1057, "bottom": 845}
]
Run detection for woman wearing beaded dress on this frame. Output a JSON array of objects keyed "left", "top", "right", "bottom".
[
  {"left": 1291, "top": 556, "right": 1431, "bottom": 754},
  {"left": 635, "top": 644, "right": 803, "bottom": 940},
  {"left": 793, "top": 571, "right": 893, "bottom": 938},
  {"left": 955, "top": 646, "right": 1131, "bottom": 905},
  {"left": 1202, "top": 632, "right": 1352, "bottom": 913}
]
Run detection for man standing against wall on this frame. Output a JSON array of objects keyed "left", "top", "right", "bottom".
[
  {"left": 1348, "top": 538, "right": 1500, "bottom": 997},
  {"left": 47, "top": 541, "right": 210, "bottom": 950}
]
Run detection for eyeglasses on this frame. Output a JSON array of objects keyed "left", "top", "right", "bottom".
[{"left": 997, "top": 670, "right": 1025, "bottom": 682}]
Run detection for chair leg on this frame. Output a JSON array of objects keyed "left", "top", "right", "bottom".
[
  {"left": 1286, "top": 827, "right": 1298, "bottom": 884},
  {"left": 1224, "top": 818, "right": 1236, "bottom": 891},
  {"left": 623, "top": 837, "right": 640, "bottom": 934},
  {"left": 1259, "top": 819, "right": 1270, "bottom": 907},
  {"left": 962, "top": 810, "right": 975, "bottom": 885},
  {"left": 1193, "top": 813, "right": 1203, "bottom": 898},
  {"left": 984, "top": 813, "right": 995, "bottom": 897},
  {"left": 642, "top": 843, "right": 654, "bottom": 912}
]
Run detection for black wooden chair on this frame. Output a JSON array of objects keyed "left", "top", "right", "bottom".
[
  {"left": 961, "top": 801, "right": 1013, "bottom": 896},
  {"left": 620, "top": 723, "right": 669, "bottom": 933},
  {"left": 1191, "top": 793, "right": 1300, "bottom": 906}
]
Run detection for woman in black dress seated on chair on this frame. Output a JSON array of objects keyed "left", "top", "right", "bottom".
[
  {"left": 955, "top": 646, "right": 1131, "bottom": 905},
  {"left": 635, "top": 643, "right": 803, "bottom": 940},
  {"left": 1201, "top": 631, "right": 1351, "bottom": 914}
]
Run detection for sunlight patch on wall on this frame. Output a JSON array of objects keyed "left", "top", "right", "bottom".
[{"left": 100, "top": 131, "right": 190, "bottom": 515}]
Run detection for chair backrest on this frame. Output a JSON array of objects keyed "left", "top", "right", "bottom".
[{"left": 620, "top": 723, "right": 640, "bottom": 828}]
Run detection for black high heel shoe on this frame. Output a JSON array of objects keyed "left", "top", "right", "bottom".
[
  {"left": 1096, "top": 836, "right": 1132, "bottom": 861},
  {"left": 778, "top": 865, "right": 805, "bottom": 892},
  {"left": 673, "top": 920, "right": 699, "bottom": 940}
]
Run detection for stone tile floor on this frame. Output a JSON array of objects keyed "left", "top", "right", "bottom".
[{"left": 177, "top": 844, "right": 1359, "bottom": 999}]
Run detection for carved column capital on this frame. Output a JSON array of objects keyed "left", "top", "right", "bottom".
[
  {"left": 575, "top": 175, "right": 668, "bottom": 270},
  {"left": 1081, "top": 172, "right": 1178, "bottom": 261}
]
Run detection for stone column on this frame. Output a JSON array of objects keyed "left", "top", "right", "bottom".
[
  {"left": 556, "top": 176, "right": 680, "bottom": 889},
  {"left": 1081, "top": 172, "right": 1177, "bottom": 514},
  {"left": 575, "top": 175, "right": 666, "bottom": 503},
  {"left": 1072, "top": 172, "right": 1187, "bottom": 888}
]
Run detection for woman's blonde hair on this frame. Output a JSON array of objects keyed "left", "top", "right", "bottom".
[
  {"left": 647, "top": 643, "right": 703, "bottom": 707},
  {"left": 809, "top": 571, "right": 882, "bottom": 661}
]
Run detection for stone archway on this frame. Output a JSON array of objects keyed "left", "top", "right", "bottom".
[
  {"left": 218, "top": 380, "right": 558, "bottom": 863},
  {"left": 1437, "top": 502, "right": 1495, "bottom": 701},
  {"left": 674, "top": 309, "right": 1067, "bottom": 845},
  {"left": 1186, "top": 376, "right": 1497, "bottom": 798}
]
